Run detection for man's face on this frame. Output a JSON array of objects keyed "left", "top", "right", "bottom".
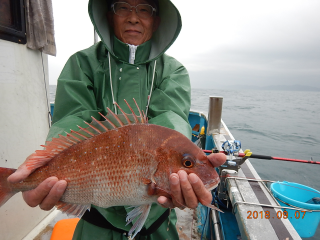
[{"left": 108, "top": 0, "right": 160, "bottom": 46}]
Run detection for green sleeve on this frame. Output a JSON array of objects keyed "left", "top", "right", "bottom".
[
  {"left": 148, "top": 55, "right": 192, "bottom": 139},
  {"left": 47, "top": 52, "right": 101, "bottom": 141}
]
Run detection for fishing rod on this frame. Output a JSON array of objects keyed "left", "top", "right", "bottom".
[
  {"left": 203, "top": 149, "right": 320, "bottom": 165},
  {"left": 201, "top": 139, "right": 320, "bottom": 165}
]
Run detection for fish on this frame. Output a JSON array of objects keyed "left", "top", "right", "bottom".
[{"left": 0, "top": 99, "right": 220, "bottom": 238}]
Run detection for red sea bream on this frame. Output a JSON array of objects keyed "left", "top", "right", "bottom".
[{"left": 0, "top": 100, "right": 220, "bottom": 238}]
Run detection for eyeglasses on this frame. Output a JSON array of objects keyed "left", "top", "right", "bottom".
[{"left": 111, "top": 2, "right": 157, "bottom": 19}]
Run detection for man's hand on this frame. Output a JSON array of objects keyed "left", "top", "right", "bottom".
[
  {"left": 157, "top": 153, "right": 226, "bottom": 209},
  {"left": 7, "top": 164, "right": 67, "bottom": 210}
]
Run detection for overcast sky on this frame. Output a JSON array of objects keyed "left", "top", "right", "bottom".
[{"left": 48, "top": 0, "right": 320, "bottom": 89}]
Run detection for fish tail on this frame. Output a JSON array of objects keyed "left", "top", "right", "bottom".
[{"left": 0, "top": 167, "right": 17, "bottom": 207}]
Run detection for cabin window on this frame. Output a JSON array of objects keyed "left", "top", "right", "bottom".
[{"left": 0, "top": 0, "right": 26, "bottom": 44}]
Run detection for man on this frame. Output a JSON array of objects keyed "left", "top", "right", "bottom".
[{"left": 8, "top": 0, "right": 226, "bottom": 239}]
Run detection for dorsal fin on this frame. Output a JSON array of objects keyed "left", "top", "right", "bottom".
[
  {"left": 107, "top": 108, "right": 124, "bottom": 127},
  {"left": 25, "top": 99, "right": 147, "bottom": 170},
  {"left": 114, "top": 102, "right": 131, "bottom": 124},
  {"left": 124, "top": 99, "right": 139, "bottom": 123},
  {"left": 91, "top": 116, "right": 109, "bottom": 132},
  {"left": 84, "top": 121, "right": 102, "bottom": 134}
]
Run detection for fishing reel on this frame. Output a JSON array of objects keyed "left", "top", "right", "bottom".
[
  {"left": 219, "top": 140, "right": 250, "bottom": 172},
  {"left": 222, "top": 140, "right": 241, "bottom": 156},
  {"left": 217, "top": 140, "right": 251, "bottom": 200}
]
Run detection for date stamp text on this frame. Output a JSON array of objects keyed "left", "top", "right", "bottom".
[{"left": 247, "top": 210, "right": 306, "bottom": 219}]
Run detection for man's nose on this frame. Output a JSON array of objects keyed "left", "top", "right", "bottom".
[{"left": 127, "top": 7, "right": 140, "bottom": 23}]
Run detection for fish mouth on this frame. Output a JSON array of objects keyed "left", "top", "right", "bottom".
[{"left": 204, "top": 178, "right": 220, "bottom": 191}]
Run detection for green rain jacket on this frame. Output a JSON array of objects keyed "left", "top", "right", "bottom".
[{"left": 48, "top": 0, "right": 191, "bottom": 239}]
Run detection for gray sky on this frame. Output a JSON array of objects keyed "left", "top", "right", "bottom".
[{"left": 49, "top": 0, "right": 320, "bottom": 89}]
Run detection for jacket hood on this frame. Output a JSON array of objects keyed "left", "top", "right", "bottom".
[{"left": 88, "top": 0, "right": 182, "bottom": 63}]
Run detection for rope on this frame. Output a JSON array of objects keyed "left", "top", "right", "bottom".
[
  {"left": 145, "top": 60, "right": 157, "bottom": 116},
  {"left": 41, "top": 52, "right": 52, "bottom": 127},
  {"left": 108, "top": 52, "right": 117, "bottom": 114}
]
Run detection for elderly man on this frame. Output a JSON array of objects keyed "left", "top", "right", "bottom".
[{"left": 8, "top": 0, "right": 226, "bottom": 239}]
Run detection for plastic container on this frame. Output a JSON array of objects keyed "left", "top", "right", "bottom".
[
  {"left": 50, "top": 218, "right": 80, "bottom": 240},
  {"left": 271, "top": 181, "right": 320, "bottom": 238}
]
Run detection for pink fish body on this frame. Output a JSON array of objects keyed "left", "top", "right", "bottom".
[{"left": 0, "top": 100, "right": 220, "bottom": 238}]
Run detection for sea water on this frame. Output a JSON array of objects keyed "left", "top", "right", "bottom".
[{"left": 50, "top": 85, "right": 320, "bottom": 239}]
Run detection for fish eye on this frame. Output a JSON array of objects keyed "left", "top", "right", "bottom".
[{"left": 182, "top": 154, "right": 195, "bottom": 168}]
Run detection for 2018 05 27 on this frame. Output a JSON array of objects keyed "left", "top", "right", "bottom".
[{"left": 247, "top": 210, "right": 306, "bottom": 219}]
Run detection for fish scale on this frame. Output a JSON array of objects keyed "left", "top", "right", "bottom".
[
  {"left": 14, "top": 125, "right": 164, "bottom": 207},
  {"left": 0, "top": 100, "right": 221, "bottom": 238}
]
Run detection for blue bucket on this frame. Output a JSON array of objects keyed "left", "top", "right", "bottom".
[{"left": 271, "top": 181, "right": 320, "bottom": 238}]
